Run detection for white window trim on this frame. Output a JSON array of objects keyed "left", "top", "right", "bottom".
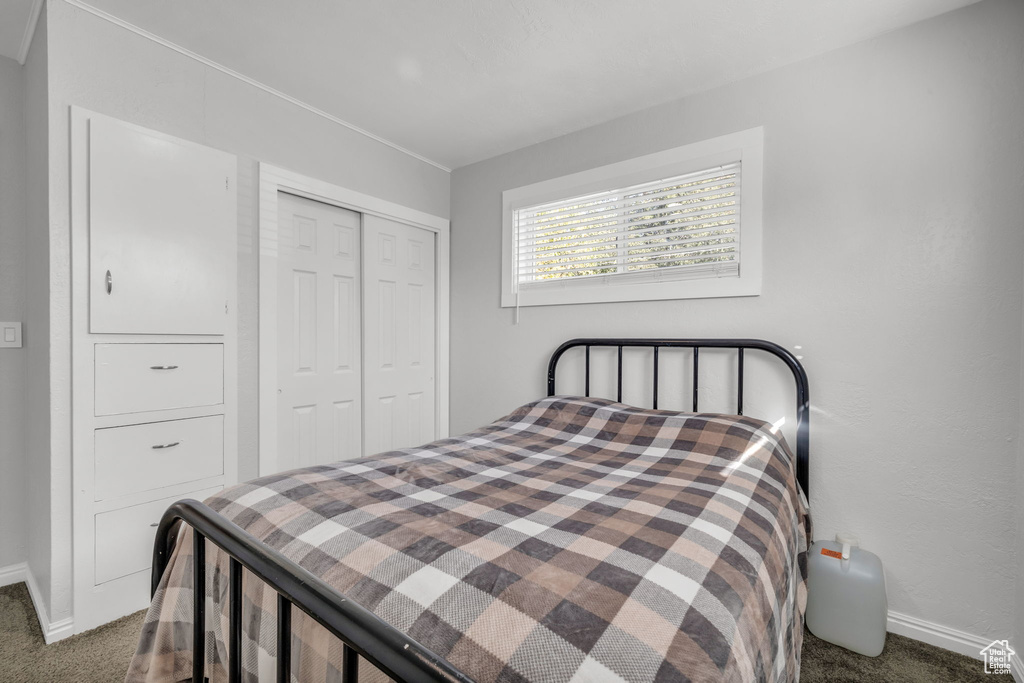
[{"left": 501, "top": 127, "right": 763, "bottom": 308}]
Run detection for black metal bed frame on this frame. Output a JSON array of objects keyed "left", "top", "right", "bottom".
[
  {"left": 152, "top": 499, "right": 473, "bottom": 683},
  {"left": 152, "top": 337, "right": 809, "bottom": 683}
]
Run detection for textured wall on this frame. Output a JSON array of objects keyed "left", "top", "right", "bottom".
[
  {"left": 1018, "top": 275, "right": 1024, "bottom": 669},
  {"left": 0, "top": 56, "right": 28, "bottom": 571},
  {"left": 35, "top": 0, "right": 450, "bottom": 624},
  {"left": 23, "top": 5, "right": 51, "bottom": 616},
  {"left": 450, "top": 0, "right": 1024, "bottom": 640}
]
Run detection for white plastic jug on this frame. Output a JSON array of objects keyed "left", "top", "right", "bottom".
[{"left": 806, "top": 534, "right": 887, "bottom": 657}]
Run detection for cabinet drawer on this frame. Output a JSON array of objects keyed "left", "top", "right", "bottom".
[
  {"left": 95, "top": 343, "right": 223, "bottom": 416},
  {"left": 95, "top": 416, "right": 224, "bottom": 501},
  {"left": 95, "top": 486, "right": 221, "bottom": 585}
]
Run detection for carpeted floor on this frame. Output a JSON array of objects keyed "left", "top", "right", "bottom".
[
  {"left": 0, "top": 581, "right": 1014, "bottom": 682},
  {"left": 0, "top": 582, "right": 146, "bottom": 683},
  {"left": 800, "top": 628, "right": 1014, "bottom": 682}
]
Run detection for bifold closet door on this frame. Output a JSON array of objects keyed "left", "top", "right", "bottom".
[
  {"left": 362, "top": 215, "right": 437, "bottom": 456},
  {"left": 277, "top": 193, "right": 362, "bottom": 469}
]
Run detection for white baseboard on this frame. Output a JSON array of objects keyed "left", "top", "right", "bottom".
[
  {"left": 23, "top": 565, "right": 74, "bottom": 644},
  {"left": 887, "top": 610, "right": 991, "bottom": 660},
  {"left": 0, "top": 561, "right": 72, "bottom": 643},
  {"left": 889, "top": 610, "right": 1023, "bottom": 680},
  {"left": 886, "top": 611, "right": 1022, "bottom": 679},
  {"left": 0, "top": 561, "right": 27, "bottom": 588}
]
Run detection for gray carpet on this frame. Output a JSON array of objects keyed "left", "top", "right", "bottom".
[
  {"left": 0, "top": 582, "right": 1013, "bottom": 682},
  {"left": 0, "top": 582, "right": 146, "bottom": 683},
  {"left": 800, "top": 628, "right": 1014, "bottom": 682}
]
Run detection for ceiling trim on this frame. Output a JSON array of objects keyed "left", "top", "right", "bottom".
[
  {"left": 60, "top": 0, "right": 453, "bottom": 172},
  {"left": 17, "top": 0, "right": 44, "bottom": 65}
]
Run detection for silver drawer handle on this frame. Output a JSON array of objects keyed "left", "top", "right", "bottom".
[
  {"left": 150, "top": 523, "right": 158, "bottom": 527},
  {"left": 151, "top": 441, "right": 181, "bottom": 450},
  {"left": 150, "top": 365, "right": 179, "bottom": 370},
  {"left": 106, "top": 270, "right": 113, "bottom": 295}
]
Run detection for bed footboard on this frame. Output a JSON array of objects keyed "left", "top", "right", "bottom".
[{"left": 151, "top": 499, "right": 471, "bottom": 683}]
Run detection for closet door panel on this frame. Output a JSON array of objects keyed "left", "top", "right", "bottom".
[
  {"left": 276, "top": 193, "right": 363, "bottom": 471},
  {"left": 89, "top": 117, "right": 235, "bottom": 335},
  {"left": 362, "top": 216, "right": 436, "bottom": 457}
]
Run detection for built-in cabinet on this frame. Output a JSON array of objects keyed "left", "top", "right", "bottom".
[{"left": 70, "top": 109, "right": 238, "bottom": 632}]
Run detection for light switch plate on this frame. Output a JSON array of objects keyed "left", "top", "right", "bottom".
[{"left": 0, "top": 322, "right": 22, "bottom": 348}]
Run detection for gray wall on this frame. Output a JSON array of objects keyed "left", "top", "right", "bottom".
[
  {"left": 23, "top": 5, "right": 51, "bottom": 613},
  {"left": 29, "top": 0, "right": 451, "bottom": 624},
  {"left": 0, "top": 55, "right": 27, "bottom": 570},
  {"left": 1018, "top": 272, "right": 1024, "bottom": 669},
  {"left": 450, "top": 0, "right": 1024, "bottom": 640}
]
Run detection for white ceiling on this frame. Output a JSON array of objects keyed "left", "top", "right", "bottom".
[{"left": 4, "top": 0, "right": 981, "bottom": 169}]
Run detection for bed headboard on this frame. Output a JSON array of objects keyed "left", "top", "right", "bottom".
[{"left": 547, "top": 338, "right": 810, "bottom": 496}]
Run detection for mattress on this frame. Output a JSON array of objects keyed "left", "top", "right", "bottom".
[{"left": 127, "top": 396, "right": 809, "bottom": 683}]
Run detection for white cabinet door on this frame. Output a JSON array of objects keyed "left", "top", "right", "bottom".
[
  {"left": 362, "top": 215, "right": 436, "bottom": 456},
  {"left": 276, "top": 193, "right": 363, "bottom": 470},
  {"left": 89, "top": 117, "right": 235, "bottom": 335}
]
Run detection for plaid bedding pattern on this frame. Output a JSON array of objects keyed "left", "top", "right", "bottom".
[{"left": 127, "top": 396, "right": 809, "bottom": 683}]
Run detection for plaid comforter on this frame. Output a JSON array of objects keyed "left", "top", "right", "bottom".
[{"left": 127, "top": 396, "right": 809, "bottom": 683}]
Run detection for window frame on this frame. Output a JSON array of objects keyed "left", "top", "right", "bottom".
[{"left": 501, "top": 127, "right": 763, "bottom": 308}]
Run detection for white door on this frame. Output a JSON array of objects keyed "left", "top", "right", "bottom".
[
  {"left": 362, "top": 215, "right": 437, "bottom": 456},
  {"left": 277, "top": 193, "right": 362, "bottom": 470},
  {"left": 89, "top": 116, "right": 235, "bottom": 335}
]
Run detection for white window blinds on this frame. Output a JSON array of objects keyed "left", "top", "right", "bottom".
[{"left": 513, "top": 162, "right": 741, "bottom": 291}]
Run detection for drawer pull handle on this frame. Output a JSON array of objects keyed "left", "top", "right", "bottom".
[
  {"left": 150, "top": 523, "right": 158, "bottom": 527},
  {"left": 105, "top": 270, "right": 113, "bottom": 294},
  {"left": 152, "top": 441, "right": 181, "bottom": 450},
  {"left": 150, "top": 365, "right": 179, "bottom": 370}
]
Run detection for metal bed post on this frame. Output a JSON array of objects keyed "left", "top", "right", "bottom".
[
  {"left": 652, "top": 347, "right": 659, "bottom": 409},
  {"left": 228, "top": 558, "right": 242, "bottom": 683},
  {"left": 692, "top": 347, "right": 699, "bottom": 412},
  {"left": 278, "top": 595, "right": 291, "bottom": 682},
  {"left": 193, "top": 529, "right": 205, "bottom": 683}
]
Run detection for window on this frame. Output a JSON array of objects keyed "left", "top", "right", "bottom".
[{"left": 501, "top": 127, "right": 762, "bottom": 307}]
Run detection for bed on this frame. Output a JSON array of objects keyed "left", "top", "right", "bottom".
[{"left": 127, "top": 338, "right": 810, "bottom": 683}]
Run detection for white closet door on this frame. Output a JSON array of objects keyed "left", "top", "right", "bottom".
[
  {"left": 362, "top": 215, "right": 436, "bottom": 456},
  {"left": 277, "top": 193, "right": 362, "bottom": 470}
]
